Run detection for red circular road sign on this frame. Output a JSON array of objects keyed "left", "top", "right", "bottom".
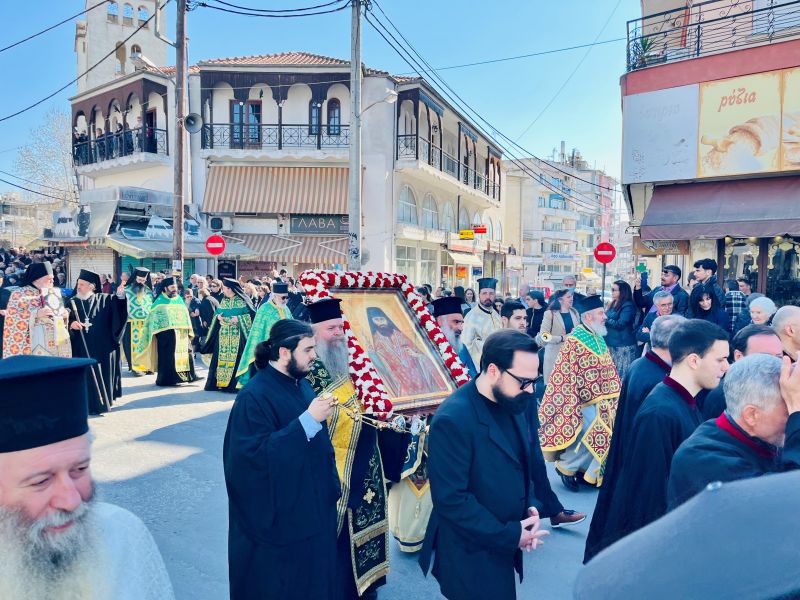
[
  {"left": 205, "top": 234, "right": 226, "bottom": 256},
  {"left": 593, "top": 242, "right": 616, "bottom": 264}
]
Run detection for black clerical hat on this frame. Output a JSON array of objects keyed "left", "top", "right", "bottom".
[
  {"left": 432, "top": 296, "right": 463, "bottom": 318},
  {"left": 307, "top": 298, "right": 343, "bottom": 324},
  {"left": 162, "top": 276, "right": 176, "bottom": 288},
  {"left": 77, "top": 269, "right": 102, "bottom": 291},
  {"left": 0, "top": 356, "right": 95, "bottom": 453},
  {"left": 23, "top": 261, "right": 53, "bottom": 286},
  {"left": 577, "top": 295, "right": 604, "bottom": 313},
  {"left": 477, "top": 277, "right": 497, "bottom": 291},
  {"left": 272, "top": 282, "right": 289, "bottom": 294},
  {"left": 222, "top": 277, "right": 242, "bottom": 291},
  {"left": 133, "top": 267, "right": 150, "bottom": 278}
]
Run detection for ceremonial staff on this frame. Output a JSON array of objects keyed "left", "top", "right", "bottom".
[{"left": 70, "top": 298, "right": 111, "bottom": 412}]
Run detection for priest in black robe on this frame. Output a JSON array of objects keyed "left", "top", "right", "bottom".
[
  {"left": 68, "top": 269, "right": 128, "bottom": 415},
  {"left": 223, "top": 319, "right": 341, "bottom": 600},
  {"left": 593, "top": 320, "right": 730, "bottom": 554},
  {"left": 584, "top": 314, "right": 684, "bottom": 562},
  {"left": 668, "top": 353, "right": 800, "bottom": 509}
]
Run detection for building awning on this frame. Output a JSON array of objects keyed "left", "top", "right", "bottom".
[
  {"left": 447, "top": 251, "right": 483, "bottom": 267},
  {"left": 203, "top": 166, "right": 349, "bottom": 214},
  {"left": 641, "top": 176, "right": 800, "bottom": 240},
  {"left": 238, "top": 234, "right": 347, "bottom": 264},
  {"left": 105, "top": 232, "right": 260, "bottom": 259}
]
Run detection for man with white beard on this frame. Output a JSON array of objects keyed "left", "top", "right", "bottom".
[
  {"left": 305, "top": 298, "right": 411, "bottom": 600},
  {"left": 432, "top": 296, "right": 477, "bottom": 378},
  {"left": 0, "top": 355, "right": 175, "bottom": 600}
]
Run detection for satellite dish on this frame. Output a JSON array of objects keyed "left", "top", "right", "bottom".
[{"left": 183, "top": 113, "right": 203, "bottom": 134}]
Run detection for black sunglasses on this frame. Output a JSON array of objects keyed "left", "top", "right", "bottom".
[{"left": 504, "top": 370, "right": 538, "bottom": 391}]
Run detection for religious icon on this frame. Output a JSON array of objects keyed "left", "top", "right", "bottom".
[{"left": 334, "top": 290, "right": 456, "bottom": 412}]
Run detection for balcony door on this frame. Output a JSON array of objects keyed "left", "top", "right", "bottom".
[{"left": 230, "top": 100, "right": 262, "bottom": 149}]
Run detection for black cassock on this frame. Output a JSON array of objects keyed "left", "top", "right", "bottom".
[
  {"left": 223, "top": 365, "right": 341, "bottom": 600},
  {"left": 668, "top": 412, "right": 800, "bottom": 509},
  {"left": 420, "top": 381, "right": 533, "bottom": 600},
  {"left": 69, "top": 293, "right": 128, "bottom": 414},
  {"left": 584, "top": 351, "right": 671, "bottom": 562},
  {"left": 154, "top": 330, "right": 200, "bottom": 387},
  {"left": 596, "top": 377, "right": 701, "bottom": 552}
]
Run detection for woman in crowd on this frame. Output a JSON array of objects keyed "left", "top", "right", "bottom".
[
  {"left": 525, "top": 290, "right": 547, "bottom": 342},
  {"left": 749, "top": 296, "right": 778, "bottom": 326},
  {"left": 604, "top": 280, "right": 638, "bottom": 379},
  {"left": 538, "top": 289, "right": 579, "bottom": 384},
  {"left": 689, "top": 284, "right": 731, "bottom": 334},
  {"left": 494, "top": 297, "right": 505, "bottom": 313},
  {"left": 464, "top": 287, "right": 477, "bottom": 308}
]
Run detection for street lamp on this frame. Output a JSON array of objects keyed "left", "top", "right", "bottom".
[{"left": 347, "top": 88, "right": 398, "bottom": 271}]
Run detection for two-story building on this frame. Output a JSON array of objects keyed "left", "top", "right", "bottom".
[{"left": 621, "top": 0, "right": 800, "bottom": 305}]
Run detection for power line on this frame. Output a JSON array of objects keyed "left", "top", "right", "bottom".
[
  {"left": 364, "top": 7, "right": 608, "bottom": 212},
  {"left": 195, "top": 0, "right": 350, "bottom": 18},
  {"left": 0, "top": 177, "right": 68, "bottom": 201},
  {"left": 368, "top": 1, "right": 619, "bottom": 196},
  {"left": 515, "top": 0, "right": 624, "bottom": 141},
  {"left": 203, "top": 0, "right": 346, "bottom": 13},
  {"left": 0, "top": 1, "right": 169, "bottom": 124},
  {"left": 0, "top": 0, "right": 110, "bottom": 54},
  {"left": 0, "top": 169, "right": 71, "bottom": 194}
]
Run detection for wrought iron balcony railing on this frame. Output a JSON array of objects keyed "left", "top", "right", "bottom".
[
  {"left": 201, "top": 123, "right": 350, "bottom": 150},
  {"left": 72, "top": 127, "right": 168, "bottom": 166},
  {"left": 626, "top": 0, "right": 800, "bottom": 71},
  {"left": 396, "top": 134, "right": 501, "bottom": 201}
]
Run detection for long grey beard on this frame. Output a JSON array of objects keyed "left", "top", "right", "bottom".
[
  {"left": 584, "top": 320, "right": 608, "bottom": 338},
  {"left": 75, "top": 291, "right": 94, "bottom": 301},
  {"left": 0, "top": 497, "right": 99, "bottom": 600},
  {"left": 315, "top": 337, "right": 350, "bottom": 381},
  {"left": 440, "top": 323, "right": 463, "bottom": 354}
]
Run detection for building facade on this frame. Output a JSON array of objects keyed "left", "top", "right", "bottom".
[{"left": 621, "top": 0, "right": 800, "bottom": 306}]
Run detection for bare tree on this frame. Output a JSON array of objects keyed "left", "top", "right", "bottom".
[{"left": 12, "top": 107, "right": 78, "bottom": 206}]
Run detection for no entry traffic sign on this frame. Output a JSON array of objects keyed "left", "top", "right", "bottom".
[
  {"left": 593, "top": 242, "right": 616, "bottom": 264},
  {"left": 206, "top": 234, "right": 226, "bottom": 256}
]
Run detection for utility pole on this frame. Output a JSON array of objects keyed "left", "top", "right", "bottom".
[
  {"left": 347, "top": 0, "right": 362, "bottom": 272},
  {"left": 173, "top": 0, "right": 187, "bottom": 278}
]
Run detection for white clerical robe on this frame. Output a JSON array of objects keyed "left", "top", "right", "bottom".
[{"left": 461, "top": 304, "right": 503, "bottom": 369}]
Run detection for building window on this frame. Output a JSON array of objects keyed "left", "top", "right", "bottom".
[
  {"left": 326, "top": 99, "right": 341, "bottom": 135},
  {"left": 538, "top": 196, "right": 546, "bottom": 208},
  {"left": 396, "top": 245, "right": 417, "bottom": 281},
  {"left": 485, "top": 218, "right": 493, "bottom": 240},
  {"left": 309, "top": 101, "right": 322, "bottom": 135},
  {"left": 131, "top": 44, "right": 141, "bottom": 58},
  {"left": 138, "top": 6, "right": 149, "bottom": 26},
  {"left": 230, "top": 100, "right": 262, "bottom": 148},
  {"left": 458, "top": 206, "right": 470, "bottom": 231},
  {"left": 123, "top": 3, "right": 134, "bottom": 25},
  {"left": 767, "top": 235, "right": 800, "bottom": 306},
  {"left": 398, "top": 185, "right": 418, "bottom": 225},
  {"left": 442, "top": 202, "right": 455, "bottom": 233},
  {"left": 472, "top": 211, "right": 482, "bottom": 228},
  {"left": 495, "top": 220, "right": 502, "bottom": 242},
  {"left": 422, "top": 193, "right": 439, "bottom": 230},
  {"left": 420, "top": 248, "right": 437, "bottom": 286},
  {"left": 107, "top": 1, "right": 118, "bottom": 22}
]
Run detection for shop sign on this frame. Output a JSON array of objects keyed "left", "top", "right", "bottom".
[
  {"left": 472, "top": 266, "right": 483, "bottom": 277},
  {"left": 456, "top": 265, "right": 468, "bottom": 279},
  {"left": 289, "top": 214, "right": 348, "bottom": 235},
  {"left": 459, "top": 229, "right": 475, "bottom": 240},
  {"left": 217, "top": 259, "right": 237, "bottom": 279},
  {"left": 472, "top": 224, "right": 487, "bottom": 235},
  {"left": 546, "top": 252, "right": 580, "bottom": 261},
  {"left": 633, "top": 237, "right": 690, "bottom": 255}
]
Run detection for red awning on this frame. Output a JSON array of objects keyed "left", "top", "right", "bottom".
[{"left": 641, "top": 176, "right": 800, "bottom": 240}]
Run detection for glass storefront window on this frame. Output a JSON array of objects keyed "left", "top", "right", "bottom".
[
  {"left": 396, "top": 245, "right": 417, "bottom": 283},
  {"left": 420, "top": 248, "right": 437, "bottom": 287},
  {"left": 767, "top": 236, "right": 800, "bottom": 307},
  {"left": 723, "top": 237, "right": 759, "bottom": 291}
]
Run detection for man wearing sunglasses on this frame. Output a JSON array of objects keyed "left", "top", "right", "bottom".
[
  {"left": 634, "top": 264, "right": 689, "bottom": 317},
  {"left": 421, "top": 330, "right": 549, "bottom": 600},
  {"left": 538, "top": 295, "right": 622, "bottom": 492}
]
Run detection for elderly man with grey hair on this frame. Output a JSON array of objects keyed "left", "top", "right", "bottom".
[
  {"left": 667, "top": 353, "right": 800, "bottom": 509},
  {"left": 584, "top": 314, "right": 685, "bottom": 562},
  {"left": 561, "top": 274, "right": 586, "bottom": 303},
  {"left": 773, "top": 304, "right": 800, "bottom": 363},
  {"left": 636, "top": 290, "right": 674, "bottom": 346}
]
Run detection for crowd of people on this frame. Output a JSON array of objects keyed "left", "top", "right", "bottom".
[{"left": 2, "top": 245, "right": 800, "bottom": 599}]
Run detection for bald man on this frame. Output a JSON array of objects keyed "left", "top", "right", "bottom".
[{"left": 773, "top": 305, "right": 800, "bottom": 363}]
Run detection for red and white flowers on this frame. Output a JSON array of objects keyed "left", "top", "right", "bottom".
[{"left": 299, "top": 270, "right": 471, "bottom": 420}]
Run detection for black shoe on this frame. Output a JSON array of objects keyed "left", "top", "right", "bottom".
[{"left": 559, "top": 472, "right": 580, "bottom": 492}]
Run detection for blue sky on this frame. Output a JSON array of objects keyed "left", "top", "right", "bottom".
[{"left": 0, "top": 0, "right": 641, "bottom": 195}]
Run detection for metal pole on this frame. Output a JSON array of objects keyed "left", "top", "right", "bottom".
[
  {"left": 347, "top": 0, "right": 362, "bottom": 272},
  {"left": 601, "top": 262, "right": 607, "bottom": 303},
  {"left": 173, "top": 0, "right": 187, "bottom": 280}
]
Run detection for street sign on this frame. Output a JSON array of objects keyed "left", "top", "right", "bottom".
[
  {"left": 593, "top": 242, "right": 616, "bottom": 264},
  {"left": 459, "top": 229, "right": 475, "bottom": 240},
  {"left": 205, "top": 234, "right": 226, "bottom": 256}
]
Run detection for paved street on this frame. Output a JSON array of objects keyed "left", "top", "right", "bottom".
[{"left": 90, "top": 365, "right": 598, "bottom": 600}]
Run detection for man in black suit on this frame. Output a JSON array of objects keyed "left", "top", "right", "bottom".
[
  {"left": 420, "top": 330, "right": 549, "bottom": 600},
  {"left": 634, "top": 264, "right": 689, "bottom": 317}
]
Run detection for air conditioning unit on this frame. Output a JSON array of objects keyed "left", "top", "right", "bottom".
[{"left": 209, "top": 216, "right": 233, "bottom": 232}]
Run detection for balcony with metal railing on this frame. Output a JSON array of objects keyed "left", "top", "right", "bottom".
[
  {"left": 396, "top": 134, "right": 501, "bottom": 201},
  {"left": 201, "top": 123, "right": 350, "bottom": 151},
  {"left": 626, "top": 0, "right": 800, "bottom": 71},
  {"left": 73, "top": 127, "right": 169, "bottom": 171}
]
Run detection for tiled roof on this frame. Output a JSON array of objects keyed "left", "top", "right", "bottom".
[
  {"left": 199, "top": 51, "right": 351, "bottom": 67},
  {"left": 146, "top": 65, "right": 201, "bottom": 76}
]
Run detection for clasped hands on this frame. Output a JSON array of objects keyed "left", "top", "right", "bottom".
[
  {"left": 308, "top": 392, "right": 337, "bottom": 422},
  {"left": 518, "top": 507, "right": 549, "bottom": 553}
]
